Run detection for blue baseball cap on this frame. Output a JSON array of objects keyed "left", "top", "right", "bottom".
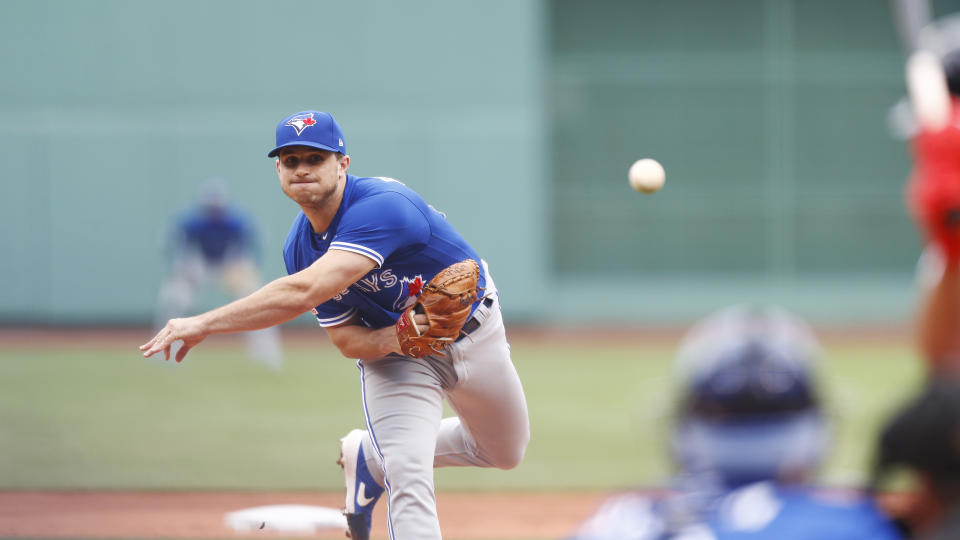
[{"left": 267, "top": 110, "right": 346, "bottom": 158}]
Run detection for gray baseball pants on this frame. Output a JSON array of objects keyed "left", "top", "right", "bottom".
[{"left": 355, "top": 292, "right": 530, "bottom": 539}]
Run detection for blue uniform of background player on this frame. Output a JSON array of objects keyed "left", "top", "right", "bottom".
[
  {"left": 154, "top": 177, "right": 283, "bottom": 369},
  {"left": 568, "top": 305, "right": 901, "bottom": 540},
  {"left": 142, "top": 111, "right": 530, "bottom": 540}
]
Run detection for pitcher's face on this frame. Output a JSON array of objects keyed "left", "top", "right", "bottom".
[{"left": 276, "top": 146, "right": 349, "bottom": 207}]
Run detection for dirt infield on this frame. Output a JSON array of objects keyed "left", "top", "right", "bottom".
[
  {"left": 0, "top": 491, "right": 606, "bottom": 539},
  {"left": 0, "top": 490, "right": 915, "bottom": 539}
]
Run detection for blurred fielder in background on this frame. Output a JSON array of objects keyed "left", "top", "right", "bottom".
[
  {"left": 569, "top": 305, "right": 901, "bottom": 540},
  {"left": 153, "top": 177, "right": 283, "bottom": 370},
  {"left": 142, "top": 110, "right": 530, "bottom": 540}
]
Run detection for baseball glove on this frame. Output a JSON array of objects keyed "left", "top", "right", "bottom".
[{"left": 395, "top": 259, "right": 481, "bottom": 358}]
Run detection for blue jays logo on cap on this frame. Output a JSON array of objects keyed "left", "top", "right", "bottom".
[
  {"left": 285, "top": 113, "right": 317, "bottom": 136},
  {"left": 267, "top": 110, "right": 346, "bottom": 158}
]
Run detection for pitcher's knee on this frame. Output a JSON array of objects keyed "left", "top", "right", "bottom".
[
  {"left": 494, "top": 450, "right": 524, "bottom": 470},
  {"left": 488, "top": 432, "right": 529, "bottom": 470}
]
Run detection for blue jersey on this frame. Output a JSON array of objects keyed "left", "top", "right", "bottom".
[
  {"left": 571, "top": 482, "right": 901, "bottom": 540},
  {"left": 694, "top": 482, "right": 901, "bottom": 540},
  {"left": 174, "top": 207, "right": 254, "bottom": 265},
  {"left": 282, "top": 174, "right": 486, "bottom": 329}
]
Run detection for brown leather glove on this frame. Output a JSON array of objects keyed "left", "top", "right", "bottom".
[{"left": 395, "top": 259, "right": 480, "bottom": 358}]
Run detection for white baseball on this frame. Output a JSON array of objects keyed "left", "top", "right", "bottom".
[{"left": 628, "top": 158, "right": 666, "bottom": 194}]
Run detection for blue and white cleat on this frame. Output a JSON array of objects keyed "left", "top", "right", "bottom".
[{"left": 337, "top": 429, "right": 384, "bottom": 540}]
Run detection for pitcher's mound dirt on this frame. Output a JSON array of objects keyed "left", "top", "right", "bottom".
[{"left": 0, "top": 491, "right": 608, "bottom": 539}]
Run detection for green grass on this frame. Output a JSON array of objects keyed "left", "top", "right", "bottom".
[{"left": 0, "top": 333, "right": 924, "bottom": 491}]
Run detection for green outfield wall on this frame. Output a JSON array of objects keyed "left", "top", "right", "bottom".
[{"left": 1, "top": 0, "right": 955, "bottom": 325}]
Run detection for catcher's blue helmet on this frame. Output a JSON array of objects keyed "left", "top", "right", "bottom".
[{"left": 671, "top": 305, "right": 829, "bottom": 487}]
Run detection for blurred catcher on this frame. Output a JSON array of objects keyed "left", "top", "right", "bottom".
[
  {"left": 154, "top": 178, "right": 283, "bottom": 370},
  {"left": 141, "top": 111, "right": 529, "bottom": 540},
  {"left": 569, "top": 305, "right": 901, "bottom": 540}
]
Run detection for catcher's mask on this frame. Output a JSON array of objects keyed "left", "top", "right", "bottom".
[{"left": 670, "top": 305, "right": 829, "bottom": 488}]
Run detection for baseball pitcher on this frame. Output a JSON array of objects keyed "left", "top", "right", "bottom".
[{"left": 141, "top": 110, "right": 530, "bottom": 540}]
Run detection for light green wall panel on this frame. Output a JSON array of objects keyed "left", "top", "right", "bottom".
[
  {"left": 4, "top": 0, "right": 958, "bottom": 325},
  {"left": 545, "top": 0, "right": 944, "bottom": 322},
  {"left": 0, "top": 0, "right": 547, "bottom": 323}
]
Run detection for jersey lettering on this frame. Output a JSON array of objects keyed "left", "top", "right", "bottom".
[
  {"left": 356, "top": 274, "right": 381, "bottom": 293},
  {"left": 380, "top": 269, "right": 398, "bottom": 288}
]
